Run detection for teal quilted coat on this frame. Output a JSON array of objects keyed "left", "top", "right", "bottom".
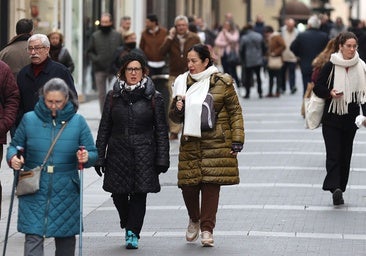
[{"left": 7, "top": 97, "right": 97, "bottom": 237}]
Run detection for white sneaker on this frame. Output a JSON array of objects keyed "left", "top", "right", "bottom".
[
  {"left": 201, "top": 231, "right": 214, "bottom": 247},
  {"left": 185, "top": 219, "right": 199, "bottom": 242}
]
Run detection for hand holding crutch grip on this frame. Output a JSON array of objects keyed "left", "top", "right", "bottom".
[
  {"left": 78, "top": 145, "right": 85, "bottom": 256},
  {"left": 3, "top": 146, "right": 24, "bottom": 256}
]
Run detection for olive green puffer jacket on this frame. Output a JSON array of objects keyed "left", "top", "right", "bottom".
[{"left": 169, "top": 72, "right": 244, "bottom": 187}]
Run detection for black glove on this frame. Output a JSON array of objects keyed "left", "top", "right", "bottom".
[
  {"left": 155, "top": 165, "right": 169, "bottom": 174},
  {"left": 94, "top": 165, "right": 105, "bottom": 177},
  {"left": 231, "top": 142, "right": 243, "bottom": 153}
]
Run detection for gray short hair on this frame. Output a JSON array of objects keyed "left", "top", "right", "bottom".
[
  {"left": 174, "top": 15, "right": 188, "bottom": 25},
  {"left": 307, "top": 15, "right": 321, "bottom": 29},
  {"left": 41, "top": 78, "right": 79, "bottom": 110},
  {"left": 28, "top": 34, "right": 50, "bottom": 48}
]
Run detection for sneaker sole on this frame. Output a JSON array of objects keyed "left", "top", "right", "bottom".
[
  {"left": 186, "top": 232, "right": 199, "bottom": 242},
  {"left": 202, "top": 241, "right": 214, "bottom": 247},
  {"left": 126, "top": 243, "right": 138, "bottom": 249}
]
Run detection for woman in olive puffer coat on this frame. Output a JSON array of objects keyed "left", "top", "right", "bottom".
[{"left": 169, "top": 44, "right": 244, "bottom": 247}]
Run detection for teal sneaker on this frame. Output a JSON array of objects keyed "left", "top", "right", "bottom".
[{"left": 125, "top": 230, "right": 138, "bottom": 249}]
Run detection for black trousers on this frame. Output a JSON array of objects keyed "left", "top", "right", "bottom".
[
  {"left": 243, "top": 65, "right": 262, "bottom": 97},
  {"left": 322, "top": 124, "right": 357, "bottom": 192},
  {"left": 112, "top": 193, "right": 147, "bottom": 238}
]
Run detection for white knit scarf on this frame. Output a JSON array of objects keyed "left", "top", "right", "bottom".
[
  {"left": 329, "top": 51, "right": 366, "bottom": 114},
  {"left": 173, "top": 65, "right": 219, "bottom": 137}
]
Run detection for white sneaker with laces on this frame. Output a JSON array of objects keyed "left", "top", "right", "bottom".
[
  {"left": 201, "top": 231, "right": 214, "bottom": 247},
  {"left": 185, "top": 219, "right": 199, "bottom": 242}
]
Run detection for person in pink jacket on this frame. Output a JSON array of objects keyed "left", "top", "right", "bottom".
[{"left": 214, "top": 20, "right": 240, "bottom": 86}]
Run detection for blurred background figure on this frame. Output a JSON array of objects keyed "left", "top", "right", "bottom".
[
  {"left": 87, "top": 12, "right": 123, "bottom": 112},
  {"left": 194, "top": 16, "right": 217, "bottom": 47},
  {"left": 160, "top": 15, "right": 201, "bottom": 140},
  {"left": 0, "top": 18, "right": 33, "bottom": 79},
  {"left": 48, "top": 30, "right": 75, "bottom": 73},
  {"left": 215, "top": 19, "right": 240, "bottom": 86},
  {"left": 112, "top": 31, "right": 146, "bottom": 75},
  {"left": 281, "top": 18, "right": 298, "bottom": 95},
  {"left": 239, "top": 23, "right": 265, "bottom": 99},
  {"left": 119, "top": 15, "right": 132, "bottom": 39},
  {"left": 291, "top": 15, "right": 329, "bottom": 96},
  {"left": 139, "top": 13, "right": 168, "bottom": 76},
  {"left": 263, "top": 25, "right": 286, "bottom": 98},
  {"left": 329, "top": 16, "right": 347, "bottom": 39}
]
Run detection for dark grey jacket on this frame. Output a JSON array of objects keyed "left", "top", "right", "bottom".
[{"left": 87, "top": 29, "right": 123, "bottom": 73}]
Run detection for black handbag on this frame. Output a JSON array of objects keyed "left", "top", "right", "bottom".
[{"left": 227, "top": 49, "right": 241, "bottom": 66}]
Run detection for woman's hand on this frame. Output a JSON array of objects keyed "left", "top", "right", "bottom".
[
  {"left": 330, "top": 89, "right": 343, "bottom": 99},
  {"left": 176, "top": 95, "right": 185, "bottom": 111},
  {"left": 76, "top": 149, "right": 89, "bottom": 163},
  {"left": 10, "top": 154, "right": 24, "bottom": 170}
]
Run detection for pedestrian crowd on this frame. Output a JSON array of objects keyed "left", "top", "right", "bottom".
[{"left": 1, "top": 10, "right": 366, "bottom": 255}]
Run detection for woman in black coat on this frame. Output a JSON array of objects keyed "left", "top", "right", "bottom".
[
  {"left": 94, "top": 53, "right": 170, "bottom": 249},
  {"left": 313, "top": 32, "right": 366, "bottom": 206}
]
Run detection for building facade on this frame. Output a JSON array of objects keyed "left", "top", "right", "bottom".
[{"left": 0, "top": 0, "right": 360, "bottom": 99}]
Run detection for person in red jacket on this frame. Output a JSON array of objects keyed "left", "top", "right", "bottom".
[{"left": 0, "top": 60, "right": 20, "bottom": 217}]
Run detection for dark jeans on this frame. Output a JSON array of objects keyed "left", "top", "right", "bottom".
[
  {"left": 322, "top": 124, "right": 357, "bottom": 192},
  {"left": 268, "top": 68, "right": 282, "bottom": 95},
  {"left": 281, "top": 61, "right": 296, "bottom": 91},
  {"left": 181, "top": 183, "right": 220, "bottom": 233},
  {"left": 112, "top": 193, "right": 147, "bottom": 238},
  {"left": 221, "top": 55, "right": 240, "bottom": 86},
  {"left": 243, "top": 65, "right": 262, "bottom": 97},
  {"left": 301, "top": 70, "right": 312, "bottom": 96}
]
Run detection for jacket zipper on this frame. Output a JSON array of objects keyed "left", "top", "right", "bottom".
[{"left": 43, "top": 120, "right": 56, "bottom": 236}]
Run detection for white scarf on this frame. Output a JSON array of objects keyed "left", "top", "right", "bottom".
[
  {"left": 329, "top": 51, "right": 366, "bottom": 114},
  {"left": 173, "top": 65, "right": 219, "bottom": 137}
]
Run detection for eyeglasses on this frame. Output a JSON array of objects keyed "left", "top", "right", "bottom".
[
  {"left": 126, "top": 67, "right": 142, "bottom": 73},
  {"left": 26, "top": 45, "right": 46, "bottom": 53},
  {"left": 343, "top": 44, "right": 358, "bottom": 50}
]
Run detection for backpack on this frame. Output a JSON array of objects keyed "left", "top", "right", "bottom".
[
  {"left": 200, "top": 73, "right": 232, "bottom": 131},
  {"left": 201, "top": 92, "right": 216, "bottom": 131}
]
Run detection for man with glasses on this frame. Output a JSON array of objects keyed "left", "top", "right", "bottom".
[{"left": 16, "top": 33, "right": 77, "bottom": 128}]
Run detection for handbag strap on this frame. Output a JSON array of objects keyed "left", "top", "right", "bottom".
[
  {"left": 40, "top": 122, "right": 67, "bottom": 167},
  {"left": 327, "top": 65, "right": 334, "bottom": 89}
]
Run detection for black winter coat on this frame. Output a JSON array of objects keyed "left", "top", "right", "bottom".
[{"left": 95, "top": 77, "right": 170, "bottom": 194}]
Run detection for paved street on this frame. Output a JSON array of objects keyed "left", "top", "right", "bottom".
[{"left": 2, "top": 70, "right": 366, "bottom": 255}]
